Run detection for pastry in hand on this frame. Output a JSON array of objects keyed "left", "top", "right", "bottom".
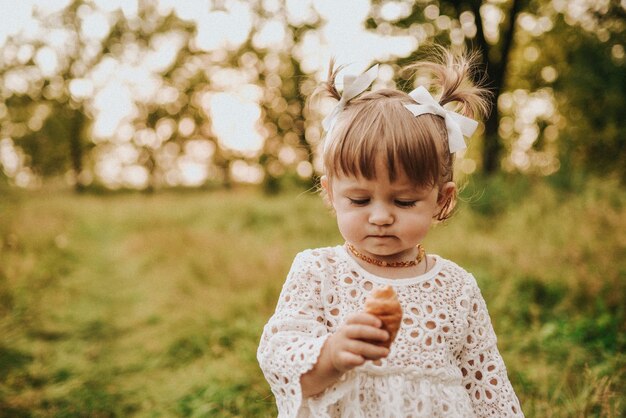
[{"left": 364, "top": 286, "right": 402, "bottom": 348}]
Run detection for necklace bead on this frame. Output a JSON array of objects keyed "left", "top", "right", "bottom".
[{"left": 346, "top": 242, "right": 425, "bottom": 268}]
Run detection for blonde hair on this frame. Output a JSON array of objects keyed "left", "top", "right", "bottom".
[{"left": 321, "top": 49, "right": 491, "bottom": 220}]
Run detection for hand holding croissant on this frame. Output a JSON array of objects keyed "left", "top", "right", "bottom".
[{"left": 364, "top": 286, "right": 403, "bottom": 349}]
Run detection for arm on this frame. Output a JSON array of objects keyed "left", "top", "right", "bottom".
[
  {"left": 459, "top": 276, "right": 524, "bottom": 417},
  {"left": 257, "top": 252, "right": 389, "bottom": 415},
  {"left": 257, "top": 252, "right": 328, "bottom": 415}
]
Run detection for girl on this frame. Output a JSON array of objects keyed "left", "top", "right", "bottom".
[{"left": 257, "top": 50, "right": 524, "bottom": 417}]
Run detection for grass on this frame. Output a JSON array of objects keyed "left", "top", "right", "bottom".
[{"left": 0, "top": 176, "right": 624, "bottom": 417}]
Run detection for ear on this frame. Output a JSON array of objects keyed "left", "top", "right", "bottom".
[
  {"left": 436, "top": 181, "right": 457, "bottom": 217},
  {"left": 320, "top": 175, "right": 334, "bottom": 206}
]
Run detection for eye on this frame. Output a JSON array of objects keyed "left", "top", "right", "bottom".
[
  {"left": 395, "top": 200, "right": 417, "bottom": 208},
  {"left": 348, "top": 197, "right": 370, "bottom": 206}
]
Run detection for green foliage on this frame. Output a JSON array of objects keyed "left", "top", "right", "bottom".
[
  {"left": 511, "top": 8, "right": 626, "bottom": 182},
  {"left": 39, "top": 381, "right": 140, "bottom": 418},
  {"left": 558, "top": 33, "right": 626, "bottom": 182},
  {"left": 459, "top": 174, "right": 533, "bottom": 217},
  {"left": 0, "top": 178, "right": 624, "bottom": 416},
  {"left": 176, "top": 381, "right": 275, "bottom": 418},
  {"left": 0, "top": 346, "right": 33, "bottom": 381}
]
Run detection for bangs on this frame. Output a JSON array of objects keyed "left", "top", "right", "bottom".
[{"left": 325, "top": 95, "right": 444, "bottom": 188}]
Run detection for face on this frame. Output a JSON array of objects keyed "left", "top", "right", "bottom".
[{"left": 323, "top": 160, "right": 454, "bottom": 264}]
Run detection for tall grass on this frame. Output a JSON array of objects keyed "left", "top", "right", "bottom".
[{"left": 0, "top": 177, "right": 624, "bottom": 417}]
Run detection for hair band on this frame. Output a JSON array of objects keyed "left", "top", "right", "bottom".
[
  {"left": 322, "top": 64, "right": 378, "bottom": 152},
  {"left": 403, "top": 86, "right": 478, "bottom": 153},
  {"left": 321, "top": 65, "right": 479, "bottom": 155}
]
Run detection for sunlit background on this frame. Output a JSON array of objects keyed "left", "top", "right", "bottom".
[
  {"left": 0, "top": 0, "right": 624, "bottom": 191},
  {"left": 1, "top": 2, "right": 625, "bottom": 416}
]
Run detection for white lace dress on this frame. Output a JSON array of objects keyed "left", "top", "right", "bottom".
[{"left": 258, "top": 246, "right": 524, "bottom": 418}]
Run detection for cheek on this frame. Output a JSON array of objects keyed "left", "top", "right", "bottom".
[
  {"left": 335, "top": 211, "right": 362, "bottom": 238},
  {"left": 404, "top": 214, "right": 433, "bottom": 237},
  {"left": 416, "top": 222, "right": 432, "bottom": 236}
]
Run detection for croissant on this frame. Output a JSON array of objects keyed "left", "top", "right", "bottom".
[{"left": 364, "top": 286, "right": 403, "bottom": 348}]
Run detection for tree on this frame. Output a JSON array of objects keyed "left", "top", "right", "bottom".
[
  {"left": 1, "top": 1, "right": 97, "bottom": 191},
  {"left": 512, "top": 2, "right": 626, "bottom": 182},
  {"left": 366, "top": 0, "right": 523, "bottom": 174},
  {"left": 0, "top": 1, "right": 227, "bottom": 191},
  {"left": 203, "top": 0, "right": 321, "bottom": 193},
  {"left": 4, "top": 0, "right": 623, "bottom": 189},
  {"left": 366, "top": 0, "right": 626, "bottom": 179}
]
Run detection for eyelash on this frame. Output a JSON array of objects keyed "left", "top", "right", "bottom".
[
  {"left": 347, "top": 198, "right": 417, "bottom": 208},
  {"left": 396, "top": 200, "right": 417, "bottom": 208},
  {"left": 348, "top": 198, "right": 369, "bottom": 206}
]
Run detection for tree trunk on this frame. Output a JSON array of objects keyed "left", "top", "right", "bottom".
[
  {"left": 291, "top": 55, "right": 316, "bottom": 190},
  {"left": 69, "top": 110, "right": 85, "bottom": 193},
  {"left": 467, "top": 0, "right": 522, "bottom": 174},
  {"left": 482, "top": 110, "right": 501, "bottom": 173}
]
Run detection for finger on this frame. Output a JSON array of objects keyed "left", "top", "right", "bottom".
[
  {"left": 346, "top": 340, "right": 390, "bottom": 360},
  {"left": 345, "top": 324, "right": 389, "bottom": 342},
  {"left": 334, "top": 351, "right": 365, "bottom": 372},
  {"left": 345, "top": 312, "right": 383, "bottom": 328}
]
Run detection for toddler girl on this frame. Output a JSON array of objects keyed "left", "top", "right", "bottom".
[{"left": 257, "top": 50, "right": 524, "bottom": 417}]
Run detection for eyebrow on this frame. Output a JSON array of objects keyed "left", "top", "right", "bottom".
[
  {"left": 392, "top": 187, "right": 421, "bottom": 194},
  {"left": 342, "top": 186, "right": 370, "bottom": 193},
  {"left": 341, "top": 185, "right": 424, "bottom": 195}
]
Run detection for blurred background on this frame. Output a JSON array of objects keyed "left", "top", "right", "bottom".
[{"left": 0, "top": 0, "right": 624, "bottom": 416}]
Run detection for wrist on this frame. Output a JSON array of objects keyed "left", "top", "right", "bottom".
[
  {"left": 300, "top": 335, "right": 344, "bottom": 398},
  {"left": 320, "top": 335, "right": 345, "bottom": 378}
]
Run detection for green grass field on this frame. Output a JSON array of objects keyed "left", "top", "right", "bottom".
[{"left": 1, "top": 176, "right": 624, "bottom": 417}]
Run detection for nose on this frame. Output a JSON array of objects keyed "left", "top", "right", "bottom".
[{"left": 368, "top": 202, "right": 394, "bottom": 225}]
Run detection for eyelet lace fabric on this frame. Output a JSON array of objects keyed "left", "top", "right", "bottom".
[{"left": 258, "top": 246, "right": 524, "bottom": 418}]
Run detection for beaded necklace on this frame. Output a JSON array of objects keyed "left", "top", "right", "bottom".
[{"left": 346, "top": 242, "right": 425, "bottom": 268}]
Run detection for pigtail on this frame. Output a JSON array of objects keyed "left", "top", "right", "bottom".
[
  {"left": 308, "top": 59, "right": 342, "bottom": 109},
  {"left": 322, "top": 58, "right": 344, "bottom": 101},
  {"left": 406, "top": 47, "right": 492, "bottom": 121},
  {"left": 403, "top": 48, "right": 491, "bottom": 222}
]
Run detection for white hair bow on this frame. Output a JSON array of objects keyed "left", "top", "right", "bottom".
[
  {"left": 403, "top": 86, "right": 478, "bottom": 153},
  {"left": 322, "top": 64, "right": 379, "bottom": 140}
]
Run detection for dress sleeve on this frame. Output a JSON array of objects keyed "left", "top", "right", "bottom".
[
  {"left": 459, "top": 275, "right": 524, "bottom": 417},
  {"left": 257, "top": 251, "right": 330, "bottom": 417}
]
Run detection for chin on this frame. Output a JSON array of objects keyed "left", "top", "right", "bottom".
[{"left": 366, "top": 245, "right": 400, "bottom": 257}]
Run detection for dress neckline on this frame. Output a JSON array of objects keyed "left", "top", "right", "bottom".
[{"left": 336, "top": 245, "right": 444, "bottom": 286}]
